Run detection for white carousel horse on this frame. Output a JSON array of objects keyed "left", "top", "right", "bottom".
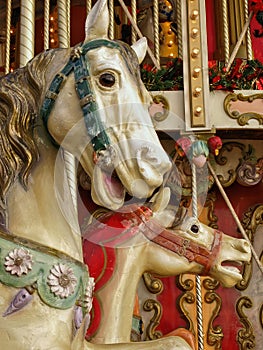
[
  {"left": 0, "top": 1, "right": 251, "bottom": 349},
  {"left": 82, "top": 204, "right": 251, "bottom": 347},
  {"left": 0, "top": 0, "right": 194, "bottom": 349}
]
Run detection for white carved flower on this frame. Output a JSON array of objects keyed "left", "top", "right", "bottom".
[
  {"left": 5, "top": 248, "right": 33, "bottom": 276},
  {"left": 47, "top": 263, "right": 77, "bottom": 298}
]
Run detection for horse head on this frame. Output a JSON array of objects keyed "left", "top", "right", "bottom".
[
  {"left": 43, "top": 0, "right": 171, "bottom": 211},
  {"left": 151, "top": 209, "right": 252, "bottom": 288},
  {"left": 82, "top": 203, "right": 251, "bottom": 345},
  {"left": 84, "top": 204, "right": 251, "bottom": 289}
]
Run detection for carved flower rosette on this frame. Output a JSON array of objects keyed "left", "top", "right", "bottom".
[
  {"left": 47, "top": 263, "right": 78, "bottom": 298},
  {"left": 5, "top": 247, "right": 33, "bottom": 276}
]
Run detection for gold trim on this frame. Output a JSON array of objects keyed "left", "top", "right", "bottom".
[
  {"left": 151, "top": 95, "right": 170, "bottom": 122},
  {"left": 187, "top": 0, "right": 206, "bottom": 127},
  {"left": 143, "top": 299, "right": 163, "bottom": 340},
  {"left": 203, "top": 278, "right": 223, "bottom": 348},
  {"left": 237, "top": 204, "right": 263, "bottom": 290},
  {"left": 224, "top": 93, "right": 263, "bottom": 126},
  {"left": 177, "top": 275, "right": 196, "bottom": 333},
  {"left": 142, "top": 273, "right": 163, "bottom": 294},
  {"left": 236, "top": 296, "right": 255, "bottom": 349},
  {"left": 215, "top": 142, "right": 246, "bottom": 187},
  {"left": 204, "top": 191, "right": 218, "bottom": 229}
]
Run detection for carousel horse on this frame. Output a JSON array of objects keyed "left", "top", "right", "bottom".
[
  {"left": 0, "top": 0, "right": 251, "bottom": 349},
  {"left": 0, "top": 0, "right": 200, "bottom": 349},
  {"left": 82, "top": 203, "right": 251, "bottom": 348}
]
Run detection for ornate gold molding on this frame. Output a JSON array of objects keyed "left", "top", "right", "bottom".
[
  {"left": 143, "top": 299, "right": 163, "bottom": 340},
  {"left": 236, "top": 296, "right": 255, "bottom": 349},
  {"left": 204, "top": 191, "right": 218, "bottom": 229},
  {"left": 142, "top": 273, "right": 163, "bottom": 340},
  {"left": 224, "top": 93, "right": 263, "bottom": 126},
  {"left": 177, "top": 275, "right": 196, "bottom": 333},
  {"left": 203, "top": 278, "right": 223, "bottom": 348},
  {"left": 215, "top": 142, "right": 263, "bottom": 187},
  {"left": 143, "top": 273, "right": 163, "bottom": 294},
  {"left": 237, "top": 204, "right": 263, "bottom": 290},
  {"left": 150, "top": 94, "right": 170, "bottom": 122}
]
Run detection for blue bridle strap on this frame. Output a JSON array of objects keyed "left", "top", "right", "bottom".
[{"left": 40, "top": 39, "right": 122, "bottom": 152}]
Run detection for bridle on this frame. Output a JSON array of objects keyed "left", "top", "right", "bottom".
[
  {"left": 40, "top": 39, "right": 123, "bottom": 153},
  {"left": 142, "top": 219, "right": 222, "bottom": 275},
  {"left": 86, "top": 205, "right": 222, "bottom": 275}
]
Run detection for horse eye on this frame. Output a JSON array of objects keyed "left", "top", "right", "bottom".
[
  {"left": 190, "top": 224, "right": 199, "bottom": 234},
  {"left": 99, "top": 73, "right": 116, "bottom": 87}
]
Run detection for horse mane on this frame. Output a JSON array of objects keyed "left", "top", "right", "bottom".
[{"left": 0, "top": 49, "right": 55, "bottom": 214}]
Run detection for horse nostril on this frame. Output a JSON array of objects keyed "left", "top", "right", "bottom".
[
  {"left": 190, "top": 224, "right": 199, "bottom": 234},
  {"left": 241, "top": 240, "right": 251, "bottom": 254}
]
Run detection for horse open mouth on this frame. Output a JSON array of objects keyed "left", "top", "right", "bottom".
[
  {"left": 221, "top": 260, "right": 243, "bottom": 278},
  {"left": 91, "top": 165, "right": 126, "bottom": 210}
]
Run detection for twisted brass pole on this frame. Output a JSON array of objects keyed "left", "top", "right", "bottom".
[
  {"left": 5, "top": 0, "right": 12, "bottom": 74},
  {"left": 44, "top": 0, "right": 50, "bottom": 50}
]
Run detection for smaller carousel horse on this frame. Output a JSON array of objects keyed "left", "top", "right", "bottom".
[{"left": 82, "top": 200, "right": 251, "bottom": 348}]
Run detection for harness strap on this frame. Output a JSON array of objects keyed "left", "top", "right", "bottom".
[
  {"left": 40, "top": 39, "right": 122, "bottom": 152},
  {"left": 143, "top": 221, "right": 222, "bottom": 275},
  {"left": 41, "top": 60, "right": 74, "bottom": 134}
]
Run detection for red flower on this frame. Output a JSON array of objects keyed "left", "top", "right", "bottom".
[
  {"left": 142, "top": 63, "right": 153, "bottom": 72},
  {"left": 208, "top": 60, "right": 217, "bottom": 69},
  {"left": 166, "top": 61, "right": 174, "bottom": 68},
  {"left": 250, "top": 0, "right": 263, "bottom": 13},
  {"left": 212, "top": 76, "right": 221, "bottom": 83}
]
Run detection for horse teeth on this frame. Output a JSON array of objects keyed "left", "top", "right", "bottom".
[{"left": 223, "top": 266, "right": 240, "bottom": 274}]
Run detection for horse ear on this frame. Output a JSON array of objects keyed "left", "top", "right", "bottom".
[
  {"left": 131, "top": 37, "right": 148, "bottom": 64},
  {"left": 85, "top": 0, "right": 109, "bottom": 41}
]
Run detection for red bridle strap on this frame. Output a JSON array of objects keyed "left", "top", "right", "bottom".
[{"left": 143, "top": 224, "right": 222, "bottom": 275}]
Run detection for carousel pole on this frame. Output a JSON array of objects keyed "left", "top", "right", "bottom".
[
  {"left": 130, "top": 0, "right": 137, "bottom": 44},
  {"left": 57, "top": 0, "right": 70, "bottom": 47},
  {"left": 43, "top": 0, "right": 50, "bottom": 50},
  {"left": 192, "top": 162, "right": 204, "bottom": 350},
  {"left": 20, "top": 0, "right": 35, "bottom": 67},
  {"left": 117, "top": 0, "right": 160, "bottom": 69},
  {"left": 57, "top": 0, "right": 78, "bottom": 217},
  {"left": 86, "top": 0, "right": 92, "bottom": 15},
  {"left": 152, "top": 0, "right": 160, "bottom": 68},
  {"left": 108, "top": 0, "right": 114, "bottom": 40},
  {"left": 225, "top": 11, "right": 253, "bottom": 72},
  {"left": 5, "top": 0, "right": 12, "bottom": 74}
]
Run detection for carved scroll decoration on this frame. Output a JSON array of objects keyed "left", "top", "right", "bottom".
[
  {"left": 143, "top": 299, "right": 163, "bottom": 340},
  {"left": 237, "top": 204, "right": 263, "bottom": 290},
  {"left": 203, "top": 278, "right": 223, "bottom": 349},
  {"left": 215, "top": 142, "right": 263, "bottom": 187},
  {"left": 177, "top": 275, "right": 196, "bottom": 333},
  {"left": 142, "top": 273, "right": 163, "bottom": 294},
  {"left": 204, "top": 191, "right": 218, "bottom": 229},
  {"left": 142, "top": 273, "right": 163, "bottom": 340},
  {"left": 236, "top": 204, "right": 263, "bottom": 349},
  {"left": 236, "top": 297, "right": 255, "bottom": 349},
  {"left": 224, "top": 93, "right": 263, "bottom": 126},
  {"left": 150, "top": 95, "right": 170, "bottom": 122}
]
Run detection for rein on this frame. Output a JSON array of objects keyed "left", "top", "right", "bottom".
[
  {"left": 40, "top": 39, "right": 122, "bottom": 153},
  {"left": 85, "top": 205, "right": 222, "bottom": 275}
]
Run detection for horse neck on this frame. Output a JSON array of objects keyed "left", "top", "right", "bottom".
[
  {"left": 94, "top": 244, "right": 147, "bottom": 344},
  {"left": 6, "top": 140, "right": 83, "bottom": 262}
]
